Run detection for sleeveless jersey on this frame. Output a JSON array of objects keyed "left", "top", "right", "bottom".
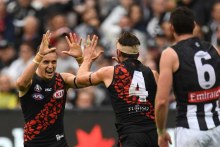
[
  {"left": 172, "top": 37, "right": 220, "bottom": 130},
  {"left": 20, "top": 73, "right": 68, "bottom": 146},
  {"left": 107, "top": 59, "right": 157, "bottom": 136}
]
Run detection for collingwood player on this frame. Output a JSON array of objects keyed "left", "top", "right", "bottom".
[{"left": 155, "top": 7, "right": 220, "bottom": 147}]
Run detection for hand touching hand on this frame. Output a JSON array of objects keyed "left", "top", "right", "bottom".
[
  {"left": 63, "top": 33, "right": 83, "bottom": 58},
  {"left": 83, "top": 35, "right": 103, "bottom": 61},
  {"left": 38, "top": 31, "right": 56, "bottom": 55}
]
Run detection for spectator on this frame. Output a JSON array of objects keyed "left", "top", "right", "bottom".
[
  {"left": 0, "top": 0, "right": 14, "bottom": 42},
  {"left": 7, "top": 0, "right": 38, "bottom": 38},
  {"left": 55, "top": 36, "right": 78, "bottom": 74},
  {"left": 6, "top": 42, "right": 35, "bottom": 83},
  {"left": 46, "top": 13, "right": 71, "bottom": 45},
  {"left": 0, "top": 40, "right": 17, "bottom": 72},
  {"left": 101, "top": 0, "right": 134, "bottom": 50},
  {"left": 206, "top": 1, "right": 220, "bottom": 46},
  {"left": 74, "top": 87, "right": 96, "bottom": 109},
  {"left": 74, "top": 8, "right": 101, "bottom": 39},
  {"left": 128, "top": 3, "right": 147, "bottom": 33},
  {"left": 146, "top": 0, "right": 166, "bottom": 39},
  {"left": 0, "top": 74, "right": 18, "bottom": 109},
  {"left": 17, "top": 15, "right": 41, "bottom": 50}
]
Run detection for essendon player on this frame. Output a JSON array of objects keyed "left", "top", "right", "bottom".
[
  {"left": 76, "top": 32, "right": 159, "bottom": 147},
  {"left": 16, "top": 31, "right": 88, "bottom": 147},
  {"left": 155, "top": 7, "right": 220, "bottom": 147}
]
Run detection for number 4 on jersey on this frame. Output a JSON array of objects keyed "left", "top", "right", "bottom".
[{"left": 129, "top": 71, "right": 148, "bottom": 102}]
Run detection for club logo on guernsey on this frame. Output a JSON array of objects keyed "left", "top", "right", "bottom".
[
  {"left": 34, "top": 84, "right": 42, "bottom": 92},
  {"left": 32, "top": 93, "right": 44, "bottom": 100},
  {"left": 53, "top": 89, "right": 64, "bottom": 99},
  {"left": 45, "top": 88, "right": 52, "bottom": 92}
]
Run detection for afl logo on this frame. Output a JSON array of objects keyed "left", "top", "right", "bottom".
[
  {"left": 34, "top": 84, "right": 42, "bottom": 92},
  {"left": 32, "top": 93, "right": 44, "bottom": 100},
  {"left": 53, "top": 90, "right": 64, "bottom": 99}
]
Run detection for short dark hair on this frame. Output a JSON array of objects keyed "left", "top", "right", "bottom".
[
  {"left": 170, "top": 7, "right": 195, "bottom": 35},
  {"left": 118, "top": 31, "right": 140, "bottom": 47},
  {"left": 118, "top": 32, "right": 140, "bottom": 59}
]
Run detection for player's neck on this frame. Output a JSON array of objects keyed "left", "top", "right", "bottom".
[{"left": 175, "top": 34, "right": 194, "bottom": 42}]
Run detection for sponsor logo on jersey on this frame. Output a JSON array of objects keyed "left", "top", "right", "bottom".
[
  {"left": 53, "top": 89, "right": 64, "bottom": 99},
  {"left": 34, "top": 84, "right": 42, "bottom": 92},
  {"left": 128, "top": 104, "right": 149, "bottom": 114},
  {"left": 56, "top": 134, "right": 64, "bottom": 141},
  {"left": 188, "top": 86, "right": 220, "bottom": 103},
  {"left": 195, "top": 42, "right": 200, "bottom": 47},
  {"left": 32, "top": 93, "right": 44, "bottom": 100},
  {"left": 45, "top": 88, "right": 52, "bottom": 92}
]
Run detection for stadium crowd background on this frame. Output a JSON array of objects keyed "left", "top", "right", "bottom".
[{"left": 0, "top": 0, "right": 220, "bottom": 110}]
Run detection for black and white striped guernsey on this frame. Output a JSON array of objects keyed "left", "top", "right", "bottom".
[{"left": 172, "top": 37, "right": 220, "bottom": 130}]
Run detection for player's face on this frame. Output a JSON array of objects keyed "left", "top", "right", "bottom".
[{"left": 38, "top": 52, "right": 57, "bottom": 80}]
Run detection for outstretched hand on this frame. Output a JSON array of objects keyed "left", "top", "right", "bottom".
[
  {"left": 38, "top": 30, "right": 56, "bottom": 55},
  {"left": 83, "top": 35, "right": 103, "bottom": 61},
  {"left": 63, "top": 32, "right": 83, "bottom": 58}
]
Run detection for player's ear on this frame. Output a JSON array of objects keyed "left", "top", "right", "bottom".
[
  {"left": 170, "top": 24, "right": 174, "bottom": 34},
  {"left": 117, "top": 49, "right": 121, "bottom": 57}
]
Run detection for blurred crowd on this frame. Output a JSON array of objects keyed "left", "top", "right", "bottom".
[{"left": 0, "top": 0, "right": 220, "bottom": 110}]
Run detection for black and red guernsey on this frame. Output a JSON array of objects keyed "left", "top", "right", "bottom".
[
  {"left": 20, "top": 73, "right": 68, "bottom": 147},
  {"left": 107, "top": 59, "right": 157, "bottom": 136}
]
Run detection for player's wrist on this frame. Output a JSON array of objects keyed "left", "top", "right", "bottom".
[
  {"left": 157, "top": 128, "right": 166, "bottom": 136},
  {"left": 83, "top": 57, "right": 93, "bottom": 63},
  {"left": 37, "top": 52, "right": 44, "bottom": 57},
  {"left": 32, "top": 52, "right": 44, "bottom": 65}
]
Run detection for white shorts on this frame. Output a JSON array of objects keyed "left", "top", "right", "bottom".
[{"left": 175, "top": 125, "right": 220, "bottom": 147}]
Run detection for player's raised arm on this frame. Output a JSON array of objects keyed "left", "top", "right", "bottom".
[
  {"left": 16, "top": 31, "right": 56, "bottom": 93},
  {"left": 76, "top": 35, "right": 104, "bottom": 86}
]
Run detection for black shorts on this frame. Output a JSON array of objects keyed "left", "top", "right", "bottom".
[
  {"left": 118, "top": 130, "right": 159, "bottom": 147},
  {"left": 24, "top": 139, "right": 69, "bottom": 147}
]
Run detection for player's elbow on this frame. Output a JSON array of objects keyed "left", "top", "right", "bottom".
[
  {"left": 16, "top": 78, "right": 27, "bottom": 90},
  {"left": 155, "top": 98, "right": 169, "bottom": 110}
]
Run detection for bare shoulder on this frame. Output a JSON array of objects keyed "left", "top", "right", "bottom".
[
  {"left": 161, "top": 47, "right": 178, "bottom": 59},
  {"left": 161, "top": 47, "right": 179, "bottom": 72},
  {"left": 60, "top": 72, "right": 75, "bottom": 87},
  {"left": 97, "top": 66, "right": 114, "bottom": 74},
  {"left": 95, "top": 66, "right": 114, "bottom": 80},
  {"left": 94, "top": 66, "right": 114, "bottom": 87},
  {"left": 214, "top": 47, "right": 220, "bottom": 56},
  {"left": 152, "top": 70, "right": 159, "bottom": 75},
  {"left": 60, "top": 72, "right": 75, "bottom": 79}
]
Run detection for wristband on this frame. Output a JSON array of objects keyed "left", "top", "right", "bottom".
[
  {"left": 37, "top": 52, "right": 44, "bottom": 58},
  {"left": 73, "top": 77, "right": 78, "bottom": 88},
  {"left": 89, "top": 73, "right": 93, "bottom": 85},
  {"left": 33, "top": 52, "right": 44, "bottom": 65},
  {"left": 32, "top": 59, "right": 40, "bottom": 65}
]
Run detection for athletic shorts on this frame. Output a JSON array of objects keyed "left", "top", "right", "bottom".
[
  {"left": 175, "top": 125, "right": 220, "bottom": 147},
  {"left": 117, "top": 130, "right": 159, "bottom": 147},
  {"left": 24, "top": 139, "right": 69, "bottom": 147}
]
